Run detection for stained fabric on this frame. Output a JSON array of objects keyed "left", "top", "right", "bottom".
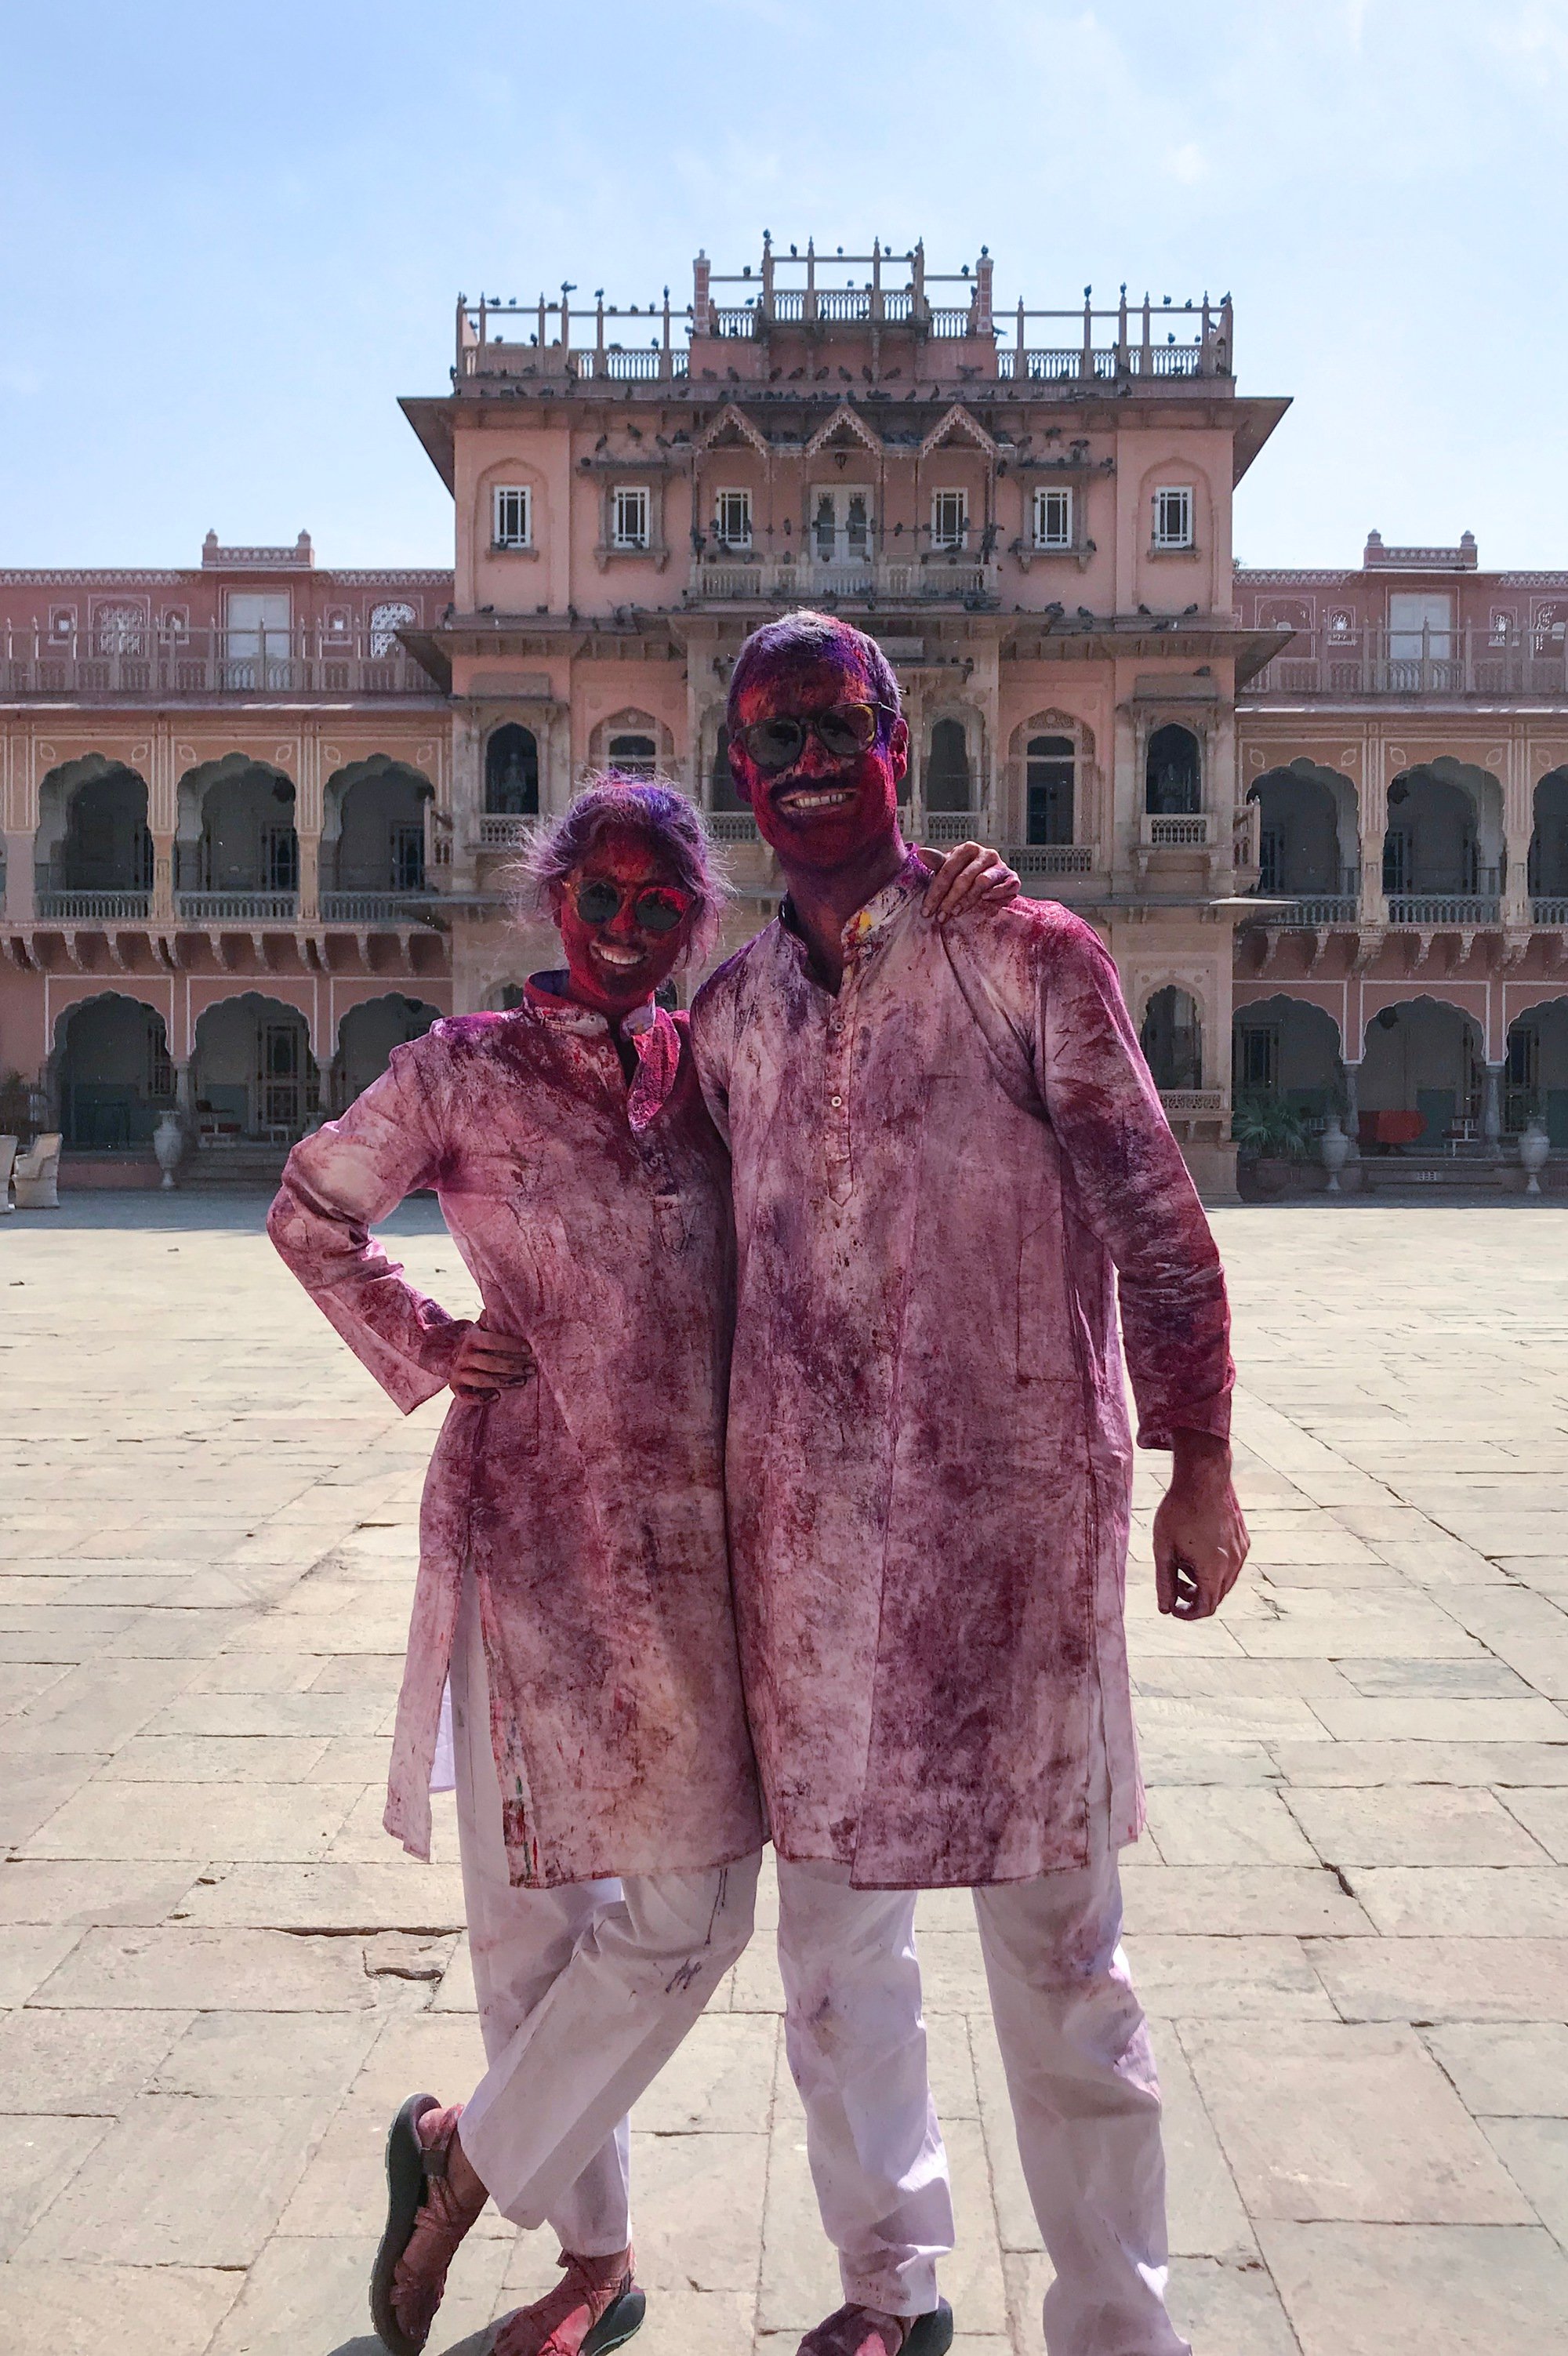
[
  {"left": 691, "top": 854, "right": 1233, "bottom": 1890},
  {"left": 267, "top": 978, "right": 764, "bottom": 1887}
]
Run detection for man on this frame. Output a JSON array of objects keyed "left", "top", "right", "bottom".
[{"left": 690, "top": 612, "right": 1247, "bottom": 2356}]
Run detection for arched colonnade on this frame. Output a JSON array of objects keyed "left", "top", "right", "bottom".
[{"left": 48, "top": 986, "right": 446, "bottom": 1149}]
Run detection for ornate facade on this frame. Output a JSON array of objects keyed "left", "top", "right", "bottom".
[
  {"left": 32, "top": 237, "right": 1527, "bottom": 1196},
  {"left": 1234, "top": 537, "right": 1568, "bottom": 1182}
]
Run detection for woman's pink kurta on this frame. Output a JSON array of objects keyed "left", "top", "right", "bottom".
[
  {"left": 267, "top": 982, "right": 763, "bottom": 1889},
  {"left": 691, "top": 857, "right": 1233, "bottom": 1890}
]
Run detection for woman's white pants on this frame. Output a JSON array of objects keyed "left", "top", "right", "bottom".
[{"left": 448, "top": 1567, "right": 759, "bottom": 2247}]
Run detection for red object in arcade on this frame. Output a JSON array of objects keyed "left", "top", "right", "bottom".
[{"left": 1358, "top": 1109, "right": 1426, "bottom": 1149}]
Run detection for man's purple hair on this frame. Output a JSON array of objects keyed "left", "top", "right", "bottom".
[
  {"left": 512, "top": 774, "right": 729, "bottom": 962},
  {"left": 727, "top": 611, "right": 901, "bottom": 743}
]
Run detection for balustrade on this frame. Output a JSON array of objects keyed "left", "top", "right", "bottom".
[
  {"left": 1005, "top": 844, "right": 1097, "bottom": 877},
  {"left": 688, "top": 556, "right": 996, "bottom": 605},
  {"left": 1140, "top": 811, "right": 1214, "bottom": 849},
  {"left": 2, "top": 625, "right": 434, "bottom": 699},
  {"left": 318, "top": 892, "right": 437, "bottom": 924},
  {"left": 175, "top": 891, "right": 299, "bottom": 921},
  {"left": 1247, "top": 620, "right": 1568, "bottom": 699}
]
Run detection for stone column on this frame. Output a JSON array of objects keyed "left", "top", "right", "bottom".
[
  {"left": 296, "top": 835, "right": 319, "bottom": 924},
  {"left": 151, "top": 835, "right": 176, "bottom": 920},
  {"left": 2, "top": 831, "right": 35, "bottom": 918},
  {"left": 1483, "top": 1060, "right": 1505, "bottom": 1149}
]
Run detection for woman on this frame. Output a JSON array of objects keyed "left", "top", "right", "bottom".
[{"left": 269, "top": 780, "right": 1012, "bottom": 2356}]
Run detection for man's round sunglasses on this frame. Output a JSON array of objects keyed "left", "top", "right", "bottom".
[
  {"left": 572, "top": 879, "right": 691, "bottom": 935},
  {"left": 735, "top": 701, "right": 896, "bottom": 777}
]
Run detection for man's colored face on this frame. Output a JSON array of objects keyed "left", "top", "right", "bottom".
[
  {"left": 550, "top": 825, "right": 695, "bottom": 1018},
  {"left": 728, "top": 647, "right": 909, "bottom": 873}
]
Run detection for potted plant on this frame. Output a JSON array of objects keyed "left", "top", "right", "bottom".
[{"left": 1231, "top": 1095, "right": 1312, "bottom": 1197}]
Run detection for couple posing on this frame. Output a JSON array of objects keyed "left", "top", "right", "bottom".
[{"left": 270, "top": 611, "right": 1247, "bottom": 2356}]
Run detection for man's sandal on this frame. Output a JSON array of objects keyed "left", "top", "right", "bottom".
[
  {"left": 797, "top": 2300, "right": 954, "bottom": 2356},
  {"left": 492, "top": 2249, "right": 646, "bottom": 2356}
]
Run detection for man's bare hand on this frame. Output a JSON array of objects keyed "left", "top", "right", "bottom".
[
  {"left": 1153, "top": 1430, "right": 1248, "bottom": 1620},
  {"left": 451, "top": 1323, "right": 535, "bottom": 1404},
  {"left": 920, "top": 840, "right": 1020, "bottom": 921}
]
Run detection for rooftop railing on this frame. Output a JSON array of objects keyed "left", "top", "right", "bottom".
[
  {"left": 456, "top": 259, "right": 1233, "bottom": 384},
  {"left": 1246, "top": 621, "right": 1568, "bottom": 700},
  {"left": 2, "top": 624, "right": 435, "bottom": 699}
]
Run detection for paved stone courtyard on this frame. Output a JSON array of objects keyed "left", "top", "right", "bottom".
[{"left": 2, "top": 1196, "right": 1567, "bottom": 2356}]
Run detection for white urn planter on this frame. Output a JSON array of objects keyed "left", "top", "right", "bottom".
[
  {"left": 152, "top": 1112, "right": 185, "bottom": 1191},
  {"left": 1520, "top": 1120, "right": 1550, "bottom": 1197},
  {"left": 1319, "top": 1114, "right": 1351, "bottom": 1194}
]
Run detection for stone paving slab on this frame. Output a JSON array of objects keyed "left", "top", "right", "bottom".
[{"left": 2, "top": 1198, "right": 1568, "bottom": 2353}]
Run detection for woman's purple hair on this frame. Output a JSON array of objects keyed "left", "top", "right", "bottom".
[
  {"left": 727, "top": 610, "right": 902, "bottom": 742},
  {"left": 511, "top": 773, "right": 730, "bottom": 963}
]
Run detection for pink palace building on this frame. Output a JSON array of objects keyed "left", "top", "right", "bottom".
[{"left": 3, "top": 237, "right": 1566, "bottom": 1197}]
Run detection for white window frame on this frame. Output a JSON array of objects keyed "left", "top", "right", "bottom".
[
  {"left": 1152, "top": 485, "right": 1194, "bottom": 550},
  {"left": 930, "top": 488, "right": 969, "bottom": 553},
  {"left": 1033, "top": 487, "right": 1073, "bottom": 550},
  {"left": 714, "top": 488, "right": 753, "bottom": 550},
  {"left": 492, "top": 485, "right": 532, "bottom": 550},
  {"left": 612, "top": 485, "right": 651, "bottom": 551}
]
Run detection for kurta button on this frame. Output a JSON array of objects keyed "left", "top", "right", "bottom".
[{"left": 829, "top": 1094, "right": 842, "bottom": 1107}]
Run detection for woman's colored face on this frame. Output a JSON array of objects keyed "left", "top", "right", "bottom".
[
  {"left": 728, "top": 648, "right": 909, "bottom": 872},
  {"left": 550, "top": 825, "right": 696, "bottom": 1018}
]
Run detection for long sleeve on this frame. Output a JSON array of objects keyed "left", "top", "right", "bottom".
[
  {"left": 1036, "top": 917, "right": 1233, "bottom": 1449},
  {"left": 267, "top": 1040, "right": 470, "bottom": 1414}
]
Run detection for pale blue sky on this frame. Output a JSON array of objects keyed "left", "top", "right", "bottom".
[{"left": 3, "top": 2, "right": 1563, "bottom": 573}]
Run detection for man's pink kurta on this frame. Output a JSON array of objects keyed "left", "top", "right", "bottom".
[
  {"left": 267, "top": 982, "right": 764, "bottom": 1889},
  {"left": 691, "top": 856, "right": 1233, "bottom": 1890}
]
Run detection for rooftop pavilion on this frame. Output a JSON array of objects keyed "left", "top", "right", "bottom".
[{"left": 455, "top": 236, "right": 1235, "bottom": 394}]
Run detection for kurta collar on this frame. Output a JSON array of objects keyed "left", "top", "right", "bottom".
[
  {"left": 522, "top": 972, "right": 660, "bottom": 1040},
  {"left": 778, "top": 847, "right": 931, "bottom": 966}
]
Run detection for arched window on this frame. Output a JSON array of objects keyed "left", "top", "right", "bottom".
[
  {"left": 1145, "top": 724, "right": 1201, "bottom": 815},
  {"left": 608, "top": 733, "right": 658, "bottom": 779},
  {"left": 925, "top": 720, "right": 972, "bottom": 814},
  {"left": 1025, "top": 735, "right": 1075, "bottom": 845},
  {"left": 485, "top": 725, "right": 539, "bottom": 816},
  {"left": 1140, "top": 986, "right": 1203, "bottom": 1090},
  {"left": 711, "top": 724, "right": 747, "bottom": 813}
]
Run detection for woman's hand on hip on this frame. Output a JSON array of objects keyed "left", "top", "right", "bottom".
[{"left": 450, "top": 1324, "right": 535, "bottom": 1403}]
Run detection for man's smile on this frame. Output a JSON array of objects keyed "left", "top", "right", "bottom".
[{"left": 772, "top": 781, "right": 857, "bottom": 817}]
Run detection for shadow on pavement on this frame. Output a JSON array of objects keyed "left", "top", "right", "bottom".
[{"left": 9, "top": 1189, "right": 447, "bottom": 1235}]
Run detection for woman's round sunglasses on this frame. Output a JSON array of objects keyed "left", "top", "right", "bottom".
[
  {"left": 572, "top": 878, "right": 691, "bottom": 935},
  {"left": 735, "top": 700, "right": 895, "bottom": 777}
]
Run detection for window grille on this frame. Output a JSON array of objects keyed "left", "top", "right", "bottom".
[
  {"left": 612, "top": 487, "right": 651, "bottom": 550},
  {"left": 493, "top": 486, "right": 532, "bottom": 548},
  {"left": 1033, "top": 488, "right": 1072, "bottom": 550},
  {"left": 714, "top": 490, "right": 752, "bottom": 549},
  {"left": 1152, "top": 486, "right": 1194, "bottom": 550},
  {"left": 369, "top": 601, "right": 416, "bottom": 658},
  {"left": 931, "top": 491, "right": 968, "bottom": 552}
]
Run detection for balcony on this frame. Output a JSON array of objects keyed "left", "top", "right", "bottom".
[
  {"left": 707, "top": 812, "right": 761, "bottom": 844},
  {"left": 1250, "top": 894, "right": 1360, "bottom": 927},
  {"left": 477, "top": 815, "right": 535, "bottom": 852},
  {"left": 688, "top": 556, "right": 998, "bottom": 608},
  {"left": 35, "top": 890, "right": 151, "bottom": 920},
  {"left": 1534, "top": 898, "right": 1568, "bottom": 925},
  {"left": 318, "top": 892, "right": 440, "bottom": 924},
  {"left": 1006, "top": 844, "right": 1098, "bottom": 878},
  {"left": 176, "top": 891, "right": 299, "bottom": 921},
  {"left": 2, "top": 624, "right": 437, "bottom": 699},
  {"left": 1386, "top": 893, "right": 1501, "bottom": 925},
  {"left": 1140, "top": 811, "right": 1214, "bottom": 850},
  {"left": 1245, "top": 621, "right": 1568, "bottom": 701}
]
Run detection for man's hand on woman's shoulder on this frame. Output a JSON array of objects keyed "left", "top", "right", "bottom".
[{"left": 920, "top": 841, "right": 1020, "bottom": 923}]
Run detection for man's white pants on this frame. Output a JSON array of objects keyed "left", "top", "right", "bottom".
[
  {"left": 448, "top": 1567, "right": 760, "bottom": 2245},
  {"left": 776, "top": 1749, "right": 1187, "bottom": 2356}
]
